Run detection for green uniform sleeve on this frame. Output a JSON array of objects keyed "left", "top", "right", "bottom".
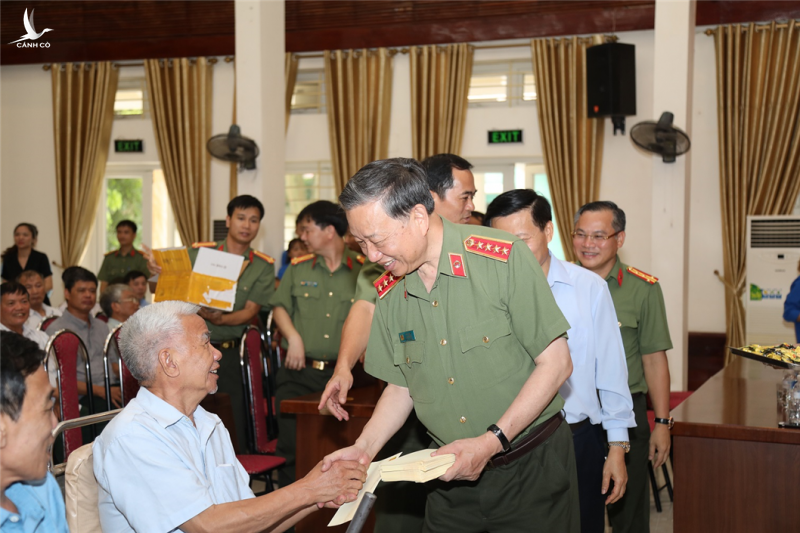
[
  {"left": 247, "top": 261, "right": 275, "bottom": 308},
  {"left": 269, "top": 263, "right": 295, "bottom": 314},
  {"left": 506, "top": 242, "right": 570, "bottom": 359},
  {"left": 638, "top": 282, "right": 673, "bottom": 355},
  {"left": 97, "top": 256, "right": 112, "bottom": 282},
  {"left": 364, "top": 297, "right": 407, "bottom": 387},
  {"left": 354, "top": 261, "right": 383, "bottom": 303}
]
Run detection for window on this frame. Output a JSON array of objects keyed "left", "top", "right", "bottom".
[
  {"left": 291, "top": 70, "right": 326, "bottom": 114},
  {"left": 468, "top": 60, "right": 536, "bottom": 108},
  {"left": 105, "top": 177, "right": 144, "bottom": 251},
  {"left": 284, "top": 162, "right": 336, "bottom": 248},
  {"left": 114, "top": 78, "right": 149, "bottom": 118}
]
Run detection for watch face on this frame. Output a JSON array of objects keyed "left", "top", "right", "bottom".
[{"left": 669, "top": 417, "right": 675, "bottom": 430}]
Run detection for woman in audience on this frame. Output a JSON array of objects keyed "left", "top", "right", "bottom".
[
  {"left": 17, "top": 271, "right": 61, "bottom": 330},
  {"left": 1, "top": 223, "right": 53, "bottom": 305}
]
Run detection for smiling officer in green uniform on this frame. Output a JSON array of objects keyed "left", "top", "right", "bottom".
[
  {"left": 573, "top": 201, "right": 672, "bottom": 533},
  {"left": 270, "top": 200, "right": 363, "bottom": 488},
  {"left": 147, "top": 195, "right": 275, "bottom": 453},
  {"left": 324, "top": 158, "right": 580, "bottom": 533},
  {"left": 98, "top": 220, "right": 151, "bottom": 293}
]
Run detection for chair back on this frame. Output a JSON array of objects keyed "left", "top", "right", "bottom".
[
  {"left": 46, "top": 330, "right": 95, "bottom": 460},
  {"left": 64, "top": 443, "right": 101, "bottom": 533},
  {"left": 39, "top": 316, "right": 58, "bottom": 331},
  {"left": 240, "top": 325, "right": 274, "bottom": 454}
]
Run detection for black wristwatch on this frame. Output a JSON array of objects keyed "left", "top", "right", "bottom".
[
  {"left": 654, "top": 417, "right": 674, "bottom": 430},
  {"left": 487, "top": 424, "right": 511, "bottom": 453}
]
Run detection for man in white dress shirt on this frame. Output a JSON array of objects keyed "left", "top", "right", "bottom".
[{"left": 486, "top": 190, "right": 635, "bottom": 533}]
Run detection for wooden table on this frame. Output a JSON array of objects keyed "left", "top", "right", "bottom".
[
  {"left": 281, "top": 384, "right": 384, "bottom": 533},
  {"left": 672, "top": 357, "right": 800, "bottom": 532}
]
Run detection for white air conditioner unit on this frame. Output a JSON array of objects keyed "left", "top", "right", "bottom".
[{"left": 745, "top": 215, "right": 800, "bottom": 345}]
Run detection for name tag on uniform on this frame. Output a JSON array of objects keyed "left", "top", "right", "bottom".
[
  {"left": 299, "top": 281, "right": 318, "bottom": 287},
  {"left": 399, "top": 330, "right": 416, "bottom": 343}
]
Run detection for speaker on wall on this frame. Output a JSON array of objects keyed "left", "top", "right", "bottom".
[{"left": 586, "top": 42, "right": 636, "bottom": 135}]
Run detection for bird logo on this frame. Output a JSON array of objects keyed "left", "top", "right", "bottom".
[{"left": 9, "top": 8, "right": 54, "bottom": 45}]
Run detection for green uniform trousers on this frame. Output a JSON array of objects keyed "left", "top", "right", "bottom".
[
  {"left": 216, "top": 344, "right": 248, "bottom": 454},
  {"left": 423, "top": 422, "right": 580, "bottom": 533},
  {"left": 275, "top": 364, "right": 334, "bottom": 488},
  {"left": 607, "top": 394, "right": 650, "bottom": 533},
  {"left": 372, "top": 410, "right": 430, "bottom": 533}
]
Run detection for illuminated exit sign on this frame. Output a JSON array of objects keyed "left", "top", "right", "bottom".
[
  {"left": 487, "top": 129, "right": 523, "bottom": 144},
  {"left": 114, "top": 139, "right": 143, "bottom": 152}
]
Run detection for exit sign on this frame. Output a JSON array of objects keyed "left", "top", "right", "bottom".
[
  {"left": 488, "top": 129, "right": 523, "bottom": 144},
  {"left": 114, "top": 139, "right": 143, "bottom": 153}
]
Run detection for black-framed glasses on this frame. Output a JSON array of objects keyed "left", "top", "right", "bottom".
[{"left": 571, "top": 231, "right": 620, "bottom": 243}]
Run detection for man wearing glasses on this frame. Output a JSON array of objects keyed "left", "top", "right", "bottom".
[{"left": 572, "top": 201, "right": 672, "bottom": 533}]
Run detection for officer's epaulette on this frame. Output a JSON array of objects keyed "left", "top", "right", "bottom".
[
  {"left": 626, "top": 266, "right": 658, "bottom": 285},
  {"left": 192, "top": 242, "right": 217, "bottom": 249},
  {"left": 464, "top": 235, "right": 513, "bottom": 262},
  {"left": 355, "top": 254, "right": 365, "bottom": 265},
  {"left": 253, "top": 250, "right": 275, "bottom": 264},
  {"left": 291, "top": 253, "right": 315, "bottom": 266},
  {"left": 374, "top": 271, "right": 403, "bottom": 300}
]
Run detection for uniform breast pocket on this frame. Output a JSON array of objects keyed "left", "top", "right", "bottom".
[
  {"left": 292, "top": 285, "right": 320, "bottom": 314},
  {"left": 392, "top": 341, "right": 435, "bottom": 403},
  {"left": 459, "top": 317, "right": 521, "bottom": 389}
]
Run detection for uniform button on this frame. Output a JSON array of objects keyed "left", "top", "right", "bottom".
[
  {"left": 459, "top": 416, "right": 466, "bottom": 423},
  {"left": 432, "top": 300, "right": 439, "bottom": 307},
  {"left": 351, "top": 298, "right": 354, "bottom": 303},
  {"left": 440, "top": 339, "right": 447, "bottom": 346},
  {"left": 10, "top": 516, "right": 19, "bottom": 523},
  {"left": 448, "top": 377, "right": 454, "bottom": 385},
  {"left": 304, "top": 293, "right": 309, "bottom": 298},
  {"left": 326, "top": 313, "right": 331, "bottom": 318},
  {"left": 329, "top": 291, "right": 333, "bottom": 297},
  {"left": 324, "top": 334, "right": 330, "bottom": 339},
  {"left": 406, "top": 357, "right": 410, "bottom": 364},
  {"left": 483, "top": 336, "right": 489, "bottom": 343}
]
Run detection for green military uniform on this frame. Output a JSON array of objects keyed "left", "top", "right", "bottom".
[
  {"left": 366, "top": 217, "right": 579, "bottom": 533},
  {"left": 355, "top": 260, "right": 430, "bottom": 533},
  {"left": 270, "top": 248, "right": 363, "bottom": 486},
  {"left": 189, "top": 240, "right": 276, "bottom": 453},
  {"left": 98, "top": 248, "right": 151, "bottom": 283},
  {"left": 601, "top": 255, "right": 672, "bottom": 533}
]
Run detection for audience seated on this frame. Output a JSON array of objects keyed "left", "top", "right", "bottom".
[
  {"left": 93, "top": 301, "right": 367, "bottom": 532},
  {"left": 0, "top": 331, "right": 68, "bottom": 533},
  {"left": 0, "top": 282, "right": 55, "bottom": 389},
  {"left": 123, "top": 270, "right": 149, "bottom": 308},
  {"left": 17, "top": 271, "right": 61, "bottom": 330},
  {"left": 1, "top": 224, "right": 54, "bottom": 306},
  {"left": 99, "top": 283, "right": 140, "bottom": 330}
]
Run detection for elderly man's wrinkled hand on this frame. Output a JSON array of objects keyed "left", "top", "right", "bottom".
[{"left": 303, "top": 459, "right": 366, "bottom": 507}]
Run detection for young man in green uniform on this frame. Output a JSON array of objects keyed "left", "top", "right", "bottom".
[
  {"left": 326, "top": 158, "right": 579, "bottom": 533},
  {"left": 319, "top": 154, "right": 477, "bottom": 532},
  {"left": 98, "top": 220, "right": 151, "bottom": 292},
  {"left": 573, "top": 201, "right": 673, "bottom": 533},
  {"left": 147, "top": 195, "right": 276, "bottom": 453},
  {"left": 270, "top": 201, "right": 364, "bottom": 487}
]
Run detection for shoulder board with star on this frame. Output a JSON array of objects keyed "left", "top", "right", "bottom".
[
  {"left": 192, "top": 242, "right": 218, "bottom": 249},
  {"left": 626, "top": 266, "right": 658, "bottom": 284},
  {"left": 355, "top": 254, "right": 365, "bottom": 265},
  {"left": 464, "top": 235, "right": 513, "bottom": 262},
  {"left": 291, "top": 253, "right": 315, "bottom": 266},
  {"left": 374, "top": 271, "right": 403, "bottom": 299},
  {"left": 253, "top": 251, "right": 275, "bottom": 264}
]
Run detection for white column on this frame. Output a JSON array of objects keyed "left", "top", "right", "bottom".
[
  {"left": 235, "top": 0, "right": 286, "bottom": 260},
  {"left": 651, "top": 0, "right": 695, "bottom": 390}
]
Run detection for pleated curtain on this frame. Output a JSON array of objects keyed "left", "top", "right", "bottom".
[
  {"left": 51, "top": 62, "right": 119, "bottom": 267},
  {"left": 710, "top": 21, "right": 800, "bottom": 361},
  {"left": 531, "top": 36, "right": 606, "bottom": 263},
  {"left": 409, "top": 43, "right": 473, "bottom": 160},
  {"left": 144, "top": 57, "right": 213, "bottom": 245},
  {"left": 325, "top": 48, "right": 393, "bottom": 194},
  {"left": 286, "top": 52, "right": 299, "bottom": 133}
]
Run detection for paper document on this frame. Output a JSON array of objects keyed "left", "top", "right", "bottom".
[
  {"left": 152, "top": 247, "right": 244, "bottom": 311},
  {"left": 380, "top": 449, "right": 455, "bottom": 483},
  {"left": 328, "top": 453, "right": 400, "bottom": 527}
]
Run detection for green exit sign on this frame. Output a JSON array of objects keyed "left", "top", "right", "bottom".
[
  {"left": 114, "top": 139, "right": 144, "bottom": 153},
  {"left": 488, "top": 130, "right": 523, "bottom": 144}
]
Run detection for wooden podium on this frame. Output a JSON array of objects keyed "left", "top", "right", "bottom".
[{"left": 281, "top": 384, "right": 383, "bottom": 533}]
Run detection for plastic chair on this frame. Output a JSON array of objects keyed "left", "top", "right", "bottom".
[
  {"left": 45, "top": 330, "right": 97, "bottom": 461},
  {"left": 237, "top": 325, "right": 285, "bottom": 494}
]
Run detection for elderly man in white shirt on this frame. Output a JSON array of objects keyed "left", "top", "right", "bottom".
[
  {"left": 18, "top": 271, "right": 61, "bottom": 331},
  {"left": 487, "top": 190, "right": 635, "bottom": 533},
  {"left": 93, "top": 301, "right": 366, "bottom": 533}
]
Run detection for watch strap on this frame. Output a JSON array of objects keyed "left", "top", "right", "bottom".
[
  {"left": 654, "top": 417, "right": 674, "bottom": 429},
  {"left": 487, "top": 424, "right": 511, "bottom": 453}
]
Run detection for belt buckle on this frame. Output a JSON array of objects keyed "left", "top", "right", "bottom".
[{"left": 312, "top": 360, "right": 326, "bottom": 371}]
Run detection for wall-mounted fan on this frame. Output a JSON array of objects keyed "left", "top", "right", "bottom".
[
  {"left": 206, "top": 125, "right": 259, "bottom": 170},
  {"left": 630, "top": 112, "right": 691, "bottom": 163}
]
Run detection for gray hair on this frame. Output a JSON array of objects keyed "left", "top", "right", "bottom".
[
  {"left": 119, "top": 300, "right": 199, "bottom": 384},
  {"left": 574, "top": 201, "right": 627, "bottom": 233},
  {"left": 339, "top": 158, "right": 435, "bottom": 220},
  {"left": 99, "top": 283, "right": 131, "bottom": 317}
]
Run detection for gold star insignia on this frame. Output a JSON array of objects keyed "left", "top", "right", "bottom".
[
  {"left": 477, "top": 242, "right": 485, "bottom": 250},
  {"left": 494, "top": 245, "right": 501, "bottom": 253},
  {"left": 502, "top": 247, "right": 510, "bottom": 255},
  {"left": 388, "top": 274, "right": 394, "bottom": 282}
]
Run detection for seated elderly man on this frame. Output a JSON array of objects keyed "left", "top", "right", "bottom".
[
  {"left": 0, "top": 332, "right": 67, "bottom": 533},
  {"left": 99, "top": 283, "right": 139, "bottom": 329},
  {"left": 93, "top": 301, "right": 366, "bottom": 533}
]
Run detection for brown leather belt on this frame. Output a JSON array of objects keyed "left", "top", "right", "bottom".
[
  {"left": 486, "top": 412, "right": 564, "bottom": 469},
  {"left": 568, "top": 417, "right": 591, "bottom": 434},
  {"left": 306, "top": 358, "right": 331, "bottom": 370},
  {"left": 211, "top": 339, "right": 240, "bottom": 350}
]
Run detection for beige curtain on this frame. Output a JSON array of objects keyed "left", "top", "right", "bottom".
[
  {"left": 710, "top": 21, "right": 800, "bottom": 361},
  {"left": 286, "top": 52, "right": 299, "bottom": 133},
  {"left": 145, "top": 57, "right": 213, "bottom": 245},
  {"left": 51, "top": 62, "right": 119, "bottom": 268},
  {"left": 531, "top": 36, "right": 606, "bottom": 263},
  {"left": 325, "top": 48, "right": 393, "bottom": 193},
  {"left": 409, "top": 43, "right": 473, "bottom": 160}
]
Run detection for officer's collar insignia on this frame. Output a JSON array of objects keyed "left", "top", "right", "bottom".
[
  {"left": 398, "top": 330, "right": 416, "bottom": 343},
  {"left": 299, "top": 280, "right": 318, "bottom": 287},
  {"left": 347, "top": 256, "right": 353, "bottom": 270},
  {"left": 291, "top": 253, "right": 315, "bottom": 266},
  {"left": 626, "top": 266, "right": 658, "bottom": 285},
  {"left": 374, "top": 270, "right": 403, "bottom": 299},
  {"left": 618, "top": 267, "right": 623, "bottom": 286},
  {"left": 464, "top": 235, "right": 512, "bottom": 262},
  {"left": 192, "top": 241, "right": 217, "bottom": 249},
  {"left": 449, "top": 253, "right": 467, "bottom": 277},
  {"left": 253, "top": 250, "right": 275, "bottom": 264}
]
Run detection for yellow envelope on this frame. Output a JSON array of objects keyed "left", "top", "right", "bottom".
[{"left": 153, "top": 247, "right": 243, "bottom": 311}]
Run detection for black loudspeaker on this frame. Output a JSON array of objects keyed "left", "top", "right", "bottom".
[{"left": 586, "top": 42, "right": 636, "bottom": 134}]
